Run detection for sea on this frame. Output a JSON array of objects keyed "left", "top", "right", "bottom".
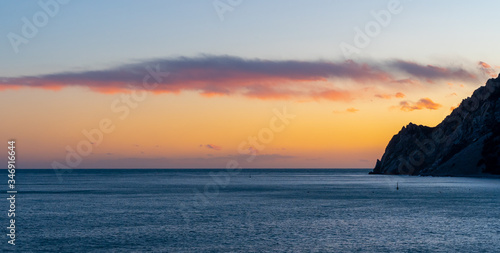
[{"left": 3, "top": 169, "right": 500, "bottom": 252}]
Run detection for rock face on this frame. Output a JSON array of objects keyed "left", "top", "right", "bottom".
[{"left": 371, "top": 74, "right": 500, "bottom": 176}]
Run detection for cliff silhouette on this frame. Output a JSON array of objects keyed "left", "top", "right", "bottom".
[{"left": 371, "top": 74, "right": 500, "bottom": 176}]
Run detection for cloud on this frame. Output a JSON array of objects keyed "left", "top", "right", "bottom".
[
  {"left": 375, "top": 94, "right": 392, "bottom": 99},
  {"left": 333, "top": 107, "right": 359, "bottom": 113},
  {"left": 391, "top": 60, "right": 477, "bottom": 82},
  {"left": 390, "top": 78, "right": 420, "bottom": 85},
  {"left": 1, "top": 56, "right": 391, "bottom": 101},
  {"left": 479, "top": 61, "right": 492, "bottom": 68},
  {"left": 375, "top": 92, "right": 405, "bottom": 99},
  {"left": 450, "top": 102, "right": 461, "bottom": 111},
  {"left": 0, "top": 56, "right": 483, "bottom": 101},
  {"left": 395, "top": 92, "right": 405, "bottom": 98},
  {"left": 398, "top": 98, "right": 442, "bottom": 111},
  {"left": 202, "top": 144, "right": 222, "bottom": 151},
  {"left": 478, "top": 61, "right": 498, "bottom": 78}
]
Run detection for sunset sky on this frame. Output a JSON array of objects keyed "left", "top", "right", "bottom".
[{"left": 1, "top": 0, "right": 499, "bottom": 169}]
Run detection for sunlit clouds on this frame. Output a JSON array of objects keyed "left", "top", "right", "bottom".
[
  {"left": 0, "top": 56, "right": 488, "bottom": 102},
  {"left": 0, "top": 57, "right": 497, "bottom": 168},
  {"left": 333, "top": 107, "right": 359, "bottom": 113},
  {"left": 398, "top": 98, "right": 442, "bottom": 112},
  {"left": 375, "top": 92, "right": 406, "bottom": 99},
  {"left": 479, "top": 61, "right": 499, "bottom": 78}
]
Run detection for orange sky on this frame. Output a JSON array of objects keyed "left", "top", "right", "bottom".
[{"left": 0, "top": 65, "right": 491, "bottom": 169}]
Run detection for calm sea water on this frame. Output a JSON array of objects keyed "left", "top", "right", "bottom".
[{"left": 3, "top": 169, "right": 500, "bottom": 252}]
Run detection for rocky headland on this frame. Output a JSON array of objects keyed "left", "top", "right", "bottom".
[{"left": 371, "top": 74, "right": 500, "bottom": 176}]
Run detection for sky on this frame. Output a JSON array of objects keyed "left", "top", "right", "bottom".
[{"left": 0, "top": 0, "right": 499, "bottom": 169}]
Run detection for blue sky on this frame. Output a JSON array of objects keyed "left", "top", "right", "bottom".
[{"left": 2, "top": 0, "right": 500, "bottom": 77}]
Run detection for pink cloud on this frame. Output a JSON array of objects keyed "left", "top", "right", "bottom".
[
  {"left": 0, "top": 56, "right": 484, "bottom": 102},
  {"left": 375, "top": 92, "right": 405, "bottom": 99},
  {"left": 395, "top": 92, "right": 405, "bottom": 98},
  {"left": 479, "top": 61, "right": 498, "bottom": 78},
  {"left": 399, "top": 98, "right": 442, "bottom": 111}
]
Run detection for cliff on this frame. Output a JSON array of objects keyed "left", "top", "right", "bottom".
[{"left": 371, "top": 74, "right": 500, "bottom": 176}]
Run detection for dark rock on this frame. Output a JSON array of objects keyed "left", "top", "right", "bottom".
[{"left": 371, "top": 74, "right": 500, "bottom": 176}]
